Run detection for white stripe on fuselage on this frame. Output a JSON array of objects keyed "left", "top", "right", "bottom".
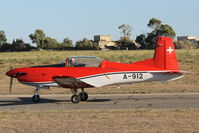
[
  {"left": 78, "top": 71, "right": 184, "bottom": 87},
  {"left": 19, "top": 70, "right": 184, "bottom": 88}
]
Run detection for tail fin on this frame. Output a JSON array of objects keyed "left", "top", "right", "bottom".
[{"left": 154, "top": 36, "right": 179, "bottom": 70}]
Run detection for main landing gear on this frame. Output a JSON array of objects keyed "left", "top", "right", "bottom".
[
  {"left": 31, "top": 87, "right": 88, "bottom": 104},
  {"left": 71, "top": 88, "right": 88, "bottom": 104}
]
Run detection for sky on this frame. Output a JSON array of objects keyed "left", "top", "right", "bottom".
[{"left": 0, "top": 0, "right": 198, "bottom": 45}]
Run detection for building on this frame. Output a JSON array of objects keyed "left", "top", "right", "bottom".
[
  {"left": 177, "top": 35, "right": 199, "bottom": 44},
  {"left": 94, "top": 35, "right": 117, "bottom": 50}
]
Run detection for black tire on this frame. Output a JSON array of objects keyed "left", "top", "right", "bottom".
[
  {"left": 71, "top": 94, "right": 80, "bottom": 104},
  {"left": 32, "top": 94, "right": 40, "bottom": 103},
  {"left": 79, "top": 92, "right": 88, "bottom": 101}
]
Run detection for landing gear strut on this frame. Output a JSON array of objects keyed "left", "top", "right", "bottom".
[
  {"left": 32, "top": 87, "right": 41, "bottom": 103},
  {"left": 70, "top": 88, "right": 88, "bottom": 103}
]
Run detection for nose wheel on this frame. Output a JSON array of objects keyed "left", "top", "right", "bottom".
[{"left": 32, "top": 94, "right": 40, "bottom": 103}]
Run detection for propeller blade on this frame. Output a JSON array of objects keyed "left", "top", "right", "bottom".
[
  {"left": 9, "top": 77, "right": 13, "bottom": 94},
  {"left": 10, "top": 64, "right": 13, "bottom": 71},
  {"left": 8, "top": 50, "right": 13, "bottom": 94}
]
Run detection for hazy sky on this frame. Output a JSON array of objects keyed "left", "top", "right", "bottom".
[{"left": 0, "top": 0, "right": 198, "bottom": 44}]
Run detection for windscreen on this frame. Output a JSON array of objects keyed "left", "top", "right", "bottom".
[{"left": 68, "top": 56, "right": 102, "bottom": 67}]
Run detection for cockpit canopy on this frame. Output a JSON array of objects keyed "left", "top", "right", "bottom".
[
  {"left": 31, "top": 56, "right": 102, "bottom": 68},
  {"left": 60, "top": 56, "right": 102, "bottom": 67}
]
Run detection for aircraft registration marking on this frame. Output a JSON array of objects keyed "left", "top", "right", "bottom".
[{"left": 123, "top": 73, "right": 143, "bottom": 80}]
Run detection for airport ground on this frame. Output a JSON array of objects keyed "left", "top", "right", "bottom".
[
  {"left": 0, "top": 49, "right": 199, "bottom": 133},
  {"left": 0, "top": 109, "right": 199, "bottom": 133},
  {"left": 0, "top": 93, "right": 199, "bottom": 133}
]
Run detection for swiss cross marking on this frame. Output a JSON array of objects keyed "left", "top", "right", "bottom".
[{"left": 167, "top": 47, "right": 174, "bottom": 54}]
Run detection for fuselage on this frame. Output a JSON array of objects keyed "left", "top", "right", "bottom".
[{"left": 6, "top": 59, "right": 184, "bottom": 88}]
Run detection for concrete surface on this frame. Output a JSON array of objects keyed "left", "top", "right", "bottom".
[{"left": 0, "top": 93, "right": 199, "bottom": 111}]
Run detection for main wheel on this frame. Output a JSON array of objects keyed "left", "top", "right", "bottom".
[
  {"left": 71, "top": 94, "right": 80, "bottom": 104},
  {"left": 79, "top": 92, "right": 88, "bottom": 101},
  {"left": 32, "top": 94, "right": 40, "bottom": 103}
]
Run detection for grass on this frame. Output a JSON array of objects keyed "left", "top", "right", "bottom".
[
  {"left": 0, "top": 49, "right": 199, "bottom": 94},
  {"left": 0, "top": 109, "right": 199, "bottom": 133}
]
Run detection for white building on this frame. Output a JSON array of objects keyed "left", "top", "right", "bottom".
[{"left": 94, "top": 35, "right": 117, "bottom": 50}]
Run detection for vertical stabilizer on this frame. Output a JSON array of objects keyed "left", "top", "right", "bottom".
[{"left": 154, "top": 37, "right": 179, "bottom": 70}]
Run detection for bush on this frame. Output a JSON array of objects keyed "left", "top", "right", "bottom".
[{"left": 75, "top": 38, "right": 99, "bottom": 50}]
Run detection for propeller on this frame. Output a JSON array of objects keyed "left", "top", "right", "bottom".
[
  {"left": 9, "top": 64, "right": 13, "bottom": 94},
  {"left": 9, "top": 76, "right": 13, "bottom": 94}
]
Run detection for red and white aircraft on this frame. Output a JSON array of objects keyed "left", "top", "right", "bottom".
[{"left": 6, "top": 37, "right": 187, "bottom": 103}]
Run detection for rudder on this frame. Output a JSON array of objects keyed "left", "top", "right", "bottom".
[{"left": 153, "top": 37, "right": 179, "bottom": 70}]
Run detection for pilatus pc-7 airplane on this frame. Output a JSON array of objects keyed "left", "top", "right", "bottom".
[{"left": 6, "top": 37, "right": 187, "bottom": 103}]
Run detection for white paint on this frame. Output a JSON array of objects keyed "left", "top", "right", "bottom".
[
  {"left": 80, "top": 72, "right": 154, "bottom": 87},
  {"left": 20, "top": 81, "right": 59, "bottom": 87},
  {"left": 167, "top": 47, "right": 174, "bottom": 54},
  {"left": 19, "top": 70, "right": 185, "bottom": 88},
  {"left": 79, "top": 71, "right": 184, "bottom": 87}
]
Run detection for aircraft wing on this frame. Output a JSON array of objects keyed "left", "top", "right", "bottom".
[{"left": 52, "top": 76, "right": 94, "bottom": 88}]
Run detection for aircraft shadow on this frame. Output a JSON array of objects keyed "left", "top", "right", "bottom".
[
  {"left": 87, "top": 99, "right": 111, "bottom": 102},
  {"left": 0, "top": 97, "right": 68, "bottom": 107},
  {"left": 0, "top": 97, "right": 112, "bottom": 106}
]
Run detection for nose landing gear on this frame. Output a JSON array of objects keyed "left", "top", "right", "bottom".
[
  {"left": 32, "top": 87, "right": 41, "bottom": 103},
  {"left": 32, "top": 94, "right": 40, "bottom": 103}
]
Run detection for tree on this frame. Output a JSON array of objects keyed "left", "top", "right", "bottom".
[
  {"left": 147, "top": 18, "right": 162, "bottom": 30},
  {"left": 118, "top": 24, "right": 132, "bottom": 39},
  {"left": 147, "top": 18, "right": 176, "bottom": 48},
  {"left": 0, "top": 43, "right": 12, "bottom": 51},
  {"left": 0, "top": 38, "right": 33, "bottom": 51},
  {"left": 135, "top": 34, "right": 146, "bottom": 49},
  {"left": 116, "top": 37, "right": 137, "bottom": 50},
  {"left": 0, "top": 30, "right": 7, "bottom": 46},
  {"left": 117, "top": 24, "right": 136, "bottom": 50},
  {"left": 58, "top": 37, "right": 73, "bottom": 48},
  {"left": 43, "top": 37, "right": 58, "bottom": 49},
  {"left": 12, "top": 38, "right": 32, "bottom": 51},
  {"left": 136, "top": 18, "right": 176, "bottom": 49},
  {"left": 63, "top": 37, "right": 72, "bottom": 46},
  {"left": 75, "top": 38, "right": 99, "bottom": 50},
  {"left": 158, "top": 24, "right": 176, "bottom": 37},
  {"left": 29, "top": 29, "right": 46, "bottom": 48},
  {"left": 29, "top": 29, "right": 61, "bottom": 49}
]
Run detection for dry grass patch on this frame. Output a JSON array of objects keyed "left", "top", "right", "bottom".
[{"left": 0, "top": 109, "right": 199, "bottom": 133}]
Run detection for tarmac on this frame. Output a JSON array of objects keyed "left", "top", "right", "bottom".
[{"left": 0, "top": 93, "right": 199, "bottom": 111}]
